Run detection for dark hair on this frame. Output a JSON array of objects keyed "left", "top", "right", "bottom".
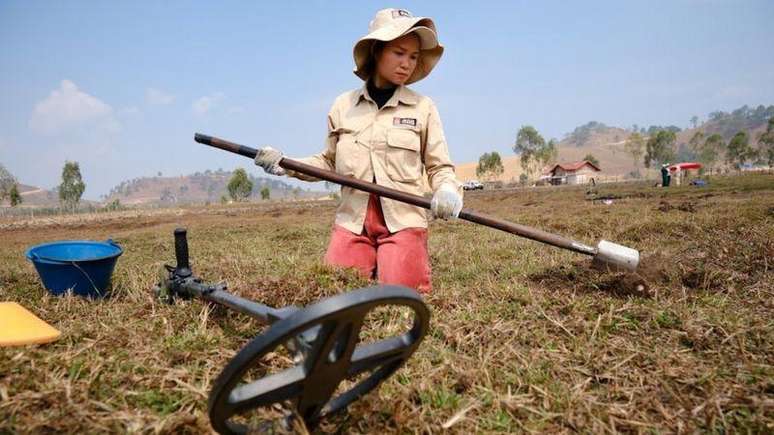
[{"left": 363, "top": 41, "right": 386, "bottom": 78}]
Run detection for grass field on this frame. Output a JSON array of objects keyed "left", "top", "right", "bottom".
[{"left": 1, "top": 174, "right": 772, "bottom": 433}]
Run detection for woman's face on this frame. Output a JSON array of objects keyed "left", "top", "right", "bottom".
[{"left": 375, "top": 33, "right": 420, "bottom": 87}]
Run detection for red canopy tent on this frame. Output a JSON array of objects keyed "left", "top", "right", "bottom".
[{"left": 668, "top": 162, "right": 702, "bottom": 172}]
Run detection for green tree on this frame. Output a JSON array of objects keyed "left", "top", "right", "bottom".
[
  {"left": 757, "top": 117, "right": 774, "bottom": 167},
  {"left": 686, "top": 131, "right": 706, "bottom": 170},
  {"left": 690, "top": 115, "right": 699, "bottom": 129},
  {"left": 676, "top": 142, "right": 698, "bottom": 162},
  {"left": 105, "top": 198, "right": 121, "bottom": 211},
  {"left": 688, "top": 131, "right": 704, "bottom": 152},
  {"left": 699, "top": 134, "right": 724, "bottom": 174},
  {"left": 583, "top": 153, "right": 600, "bottom": 167},
  {"left": 644, "top": 130, "right": 677, "bottom": 168},
  {"left": 59, "top": 161, "right": 86, "bottom": 211},
  {"left": 624, "top": 132, "right": 645, "bottom": 177},
  {"left": 227, "top": 168, "right": 253, "bottom": 202},
  {"left": 726, "top": 131, "right": 755, "bottom": 170},
  {"left": 0, "top": 164, "right": 17, "bottom": 203},
  {"left": 538, "top": 139, "right": 559, "bottom": 168},
  {"left": 476, "top": 151, "right": 505, "bottom": 181},
  {"left": 513, "top": 125, "right": 546, "bottom": 181},
  {"left": 260, "top": 186, "right": 270, "bottom": 200},
  {"left": 9, "top": 184, "right": 22, "bottom": 206}
]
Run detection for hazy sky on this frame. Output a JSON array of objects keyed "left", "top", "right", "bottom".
[{"left": 2, "top": 1, "right": 773, "bottom": 199}]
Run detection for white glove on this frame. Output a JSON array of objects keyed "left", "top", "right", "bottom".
[
  {"left": 254, "top": 146, "right": 286, "bottom": 176},
  {"left": 431, "top": 183, "right": 463, "bottom": 220}
]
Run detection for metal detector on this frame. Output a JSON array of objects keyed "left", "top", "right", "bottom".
[{"left": 155, "top": 228, "right": 429, "bottom": 434}]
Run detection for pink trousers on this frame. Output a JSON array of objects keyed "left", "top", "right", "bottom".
[{"left": 324, "top": 194, "right": 432, "bottom": 293}]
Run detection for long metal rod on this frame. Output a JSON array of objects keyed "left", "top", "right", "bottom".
[
  {"left": 194, "top": 133, "right": 598, "bottom": 256},
  {"left": 176, "top": 278, "right": 297, "bottom": 325},
  {"left": 201, "top": 289, "right": 298, "bottom": 325}
]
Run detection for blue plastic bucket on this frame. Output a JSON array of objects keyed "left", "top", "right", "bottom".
[{"left": 25, "top": 239, "right": 123, "bottom": 298}]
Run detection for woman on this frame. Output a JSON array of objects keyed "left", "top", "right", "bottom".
[{"left": 254, "top": 8, "right": 462, "bottom": 293}]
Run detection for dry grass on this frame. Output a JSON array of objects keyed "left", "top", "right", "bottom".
[{"left": 1, "top": 174, "right": 772, "bottom": 433}]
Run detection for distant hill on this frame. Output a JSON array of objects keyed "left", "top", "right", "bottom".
[
  {"left": 697, "top": 105, "right": 774, "bottom": 140},
  {"left": 456, "top": 104, "right": 773, "bottom": 182},
  {"left": 1, "top": 184, "right": 99, "bottom": 209},
  {"left": 17, "top": 184, "right": 59, "bottom": 207},
  {"left": 102, "top": 170, "right": 326, "bottom": 205}
]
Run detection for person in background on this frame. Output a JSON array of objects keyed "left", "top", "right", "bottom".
[
  {"left": 253, "top": 8, "right": 462, "bottom": 293},
  {"left": 661, "top": 164, "right": 671, "bottom": 187}
]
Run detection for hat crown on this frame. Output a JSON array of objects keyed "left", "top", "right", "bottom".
[{"left": 368, "top": 8, "right": 414, "bottom": 33}]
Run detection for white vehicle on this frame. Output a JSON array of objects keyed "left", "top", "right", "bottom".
[{"left": 463, "top": 180, "right": 484, "bottom": 191}]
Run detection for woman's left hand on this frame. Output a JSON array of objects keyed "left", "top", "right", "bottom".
[{"left": 431, "top": 184, "right": 463, "bottom": 220}]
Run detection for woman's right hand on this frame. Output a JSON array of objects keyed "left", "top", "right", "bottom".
[{"left": 254, "top": 146, "right": 286, "bottom": 176}]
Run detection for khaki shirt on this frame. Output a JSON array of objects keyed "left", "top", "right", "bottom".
[{"left": 288, "top": 84, "right": 461, "bottom": 234}]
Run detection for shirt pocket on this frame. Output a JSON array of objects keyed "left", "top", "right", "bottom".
[
  {"left": 386, "top": 127, "right": 422, "bottom": 182},
  {"left": 333, "top": 128, "right": 358, "bottom": 176}
]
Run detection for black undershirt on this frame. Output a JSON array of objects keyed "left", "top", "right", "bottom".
[
  {"left": 366, "top": 79, "right": 397, "bottom": 109},
  {"left": 366, "top": 80, "right": 396, "bottom": 185}
]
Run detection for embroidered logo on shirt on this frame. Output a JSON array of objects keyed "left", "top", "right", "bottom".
[
  {"left": 391, "top": 9, "right": 411, "bottom": 18},
  {"left": 393, "top": 117, "right": 417, "bottom": 127}
]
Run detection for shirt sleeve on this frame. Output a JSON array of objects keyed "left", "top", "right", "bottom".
[
  {"left": 423, "top": 99, "right": 463, "bottom": 194},
  {"left": 285, "top": 101, "right": 339, "bottom": 182}
]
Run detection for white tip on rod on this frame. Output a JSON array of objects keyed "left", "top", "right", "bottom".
[{"left": 593, "top": 240, "right": 640, "bottom": 272}]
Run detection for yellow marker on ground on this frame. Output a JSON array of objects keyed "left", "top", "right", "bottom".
[{"left": 0, "top": 302, "right": 61, "bottom": 346}]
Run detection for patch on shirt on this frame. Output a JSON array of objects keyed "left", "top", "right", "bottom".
[
  {"left": 392, "top": 9, "right": 411, "bottom": 18},
  {"left": 393, "top": 117, "right": 417, "bottom": 127}
]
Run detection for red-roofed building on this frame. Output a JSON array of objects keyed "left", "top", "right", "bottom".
[{"left": 545, "top": 160, "right": 601, "bottom": 185}]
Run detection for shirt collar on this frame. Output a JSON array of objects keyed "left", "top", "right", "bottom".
[{"left": 354, "top": 83, "right": 419, "bottom": 107}]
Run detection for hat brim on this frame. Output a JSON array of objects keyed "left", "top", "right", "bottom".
[
  {"left": 365, "top": 24, "right": 438, "bottom": 49},
  {"left": 353, "top": 17, "right": 444, "bottom": 85}
]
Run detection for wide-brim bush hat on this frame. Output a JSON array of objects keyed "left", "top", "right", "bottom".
[{"left": 353, "top": 8, "right": 444, "bottom": 85}]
